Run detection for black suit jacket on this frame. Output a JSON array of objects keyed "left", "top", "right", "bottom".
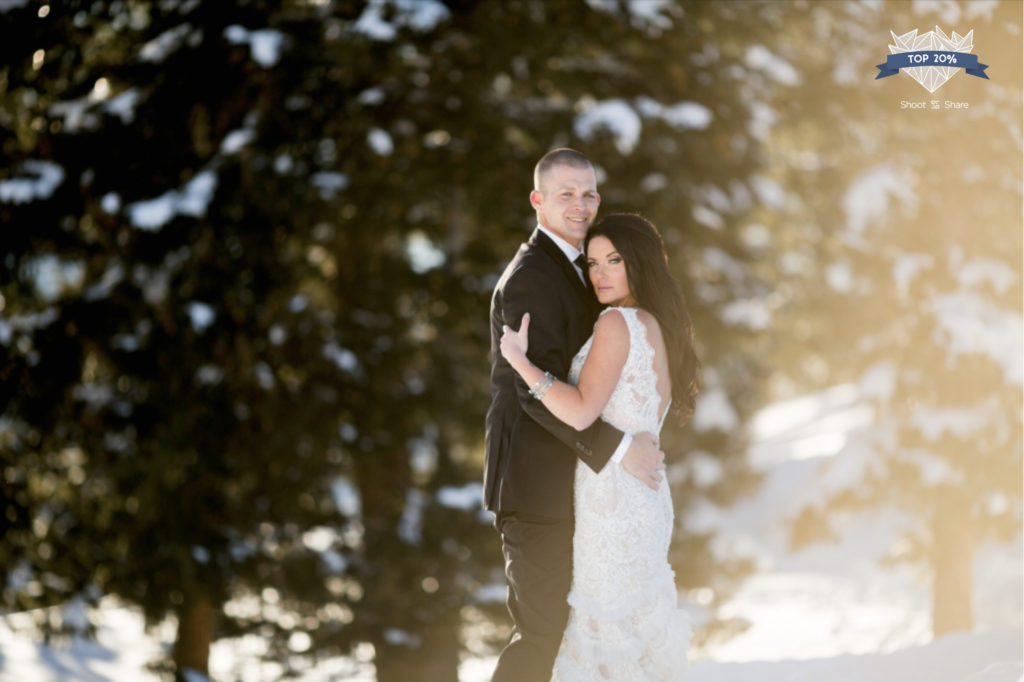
[{"left": 484, "top": 229, "right": 625, "bottom": 519}]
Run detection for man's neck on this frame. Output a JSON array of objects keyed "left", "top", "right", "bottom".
[{"left": 537, "top": 224, "right": 582, "bottom": 259}]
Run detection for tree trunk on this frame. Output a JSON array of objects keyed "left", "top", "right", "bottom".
[
  {"left": 173, "top": 586, "right": 216, "bottom": 678},
  {"left": 354, "top": 448, "right": 461, "bottom": 682},
  {"left": 931, "top": 498, "right": 973, "bottom": 637},
  {"left": 373, "top": 620, "right": 461, "bottom": 682}
]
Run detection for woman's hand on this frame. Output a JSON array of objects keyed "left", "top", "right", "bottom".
[{"left": 500, "top": 312, "right": 530, "bottom": 367}]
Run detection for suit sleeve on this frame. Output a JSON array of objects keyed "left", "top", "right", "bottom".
[{"left": 500, "top": 266, "right": 624, "bottom": 473}]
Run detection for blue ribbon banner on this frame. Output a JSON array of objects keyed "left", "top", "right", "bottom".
[{"left": 876, "top": 51, "right": 989, "bottom": 79}]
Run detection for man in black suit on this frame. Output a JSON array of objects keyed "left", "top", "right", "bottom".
[{"left": 484, "top": 148, "right": 664, "bottom": 682}]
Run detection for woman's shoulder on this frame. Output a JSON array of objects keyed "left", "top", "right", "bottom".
[
  {"left": 593, "top": 307, "right": 632, "bottom": 342},
  {"left": 598, "top": 305, "right": 652, "bottom": 326},
  {"left": 589, "top": 307, "right": 631, "bottom": 361},
  {"left": 594, "top": 306, "right": 630, "bottom": 331},
  {"left": 598, "top": 306, "right": 661, "bottom": 343}
]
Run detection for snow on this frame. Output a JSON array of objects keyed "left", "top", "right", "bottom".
[
  {"left": 186, "top": 301, "right": 215, "bottom": 332},
  {"left": 102, "top": 88, "right": 142, "bottom": 124},
  {"left": 181, "top": 669, "right": 213, "bottom": 682},
  {"left": 702, "top": 247, "right": 747, "bottom": 283},
  {"left": 585, "top": 0, "right": 675, "bottom": 30},
  {"left": 405, "top": 230, "right": 446, "bottom": 273},
  {"left": 930, "top": 292, "right": 1024, "bottom": 386},
  {"left": 2, "top": 388, "right": 1019, "bottom": 681},
  {"left": 842, "top": 164, "right": 918, "bottom": 236},
  {"left": 397, "top": 489, "right": 426, "bottom": 544},
  {"left": 139, "top": 24, "right": 190, "bottom": 62},
  {"left": 859, "top": 361, "right": 897, "bottom": 399},
  {"left": 682, "top": 450, "right": 725, "bottom": 488},
  {"left": 273, "top": 153, "right": 294, "bottom": 174},
  {"left": 709, "top": 385, "right": 1021, "bottom": 668},
  {"left": 83, "top": 263, "right": 125, "bottom": 302},
  {"left": 330, "top": 477, "right": 361, "bottom": 517},
  {"left": 826, "top": 259, "right": 855, "bottom": 292},
  {"left": 27, "top": 255, "right": 86, "bottom": 302},
  {"left": 127, "top": 170, "right": 218, "bottom": 231},
  {"left": 100, "top": 192, "right": 120, "bottom": 214},
  {"left": 9, "top": 613, "right": 1014, "bottom": 682},
  {"left": 749, "top": 175, "right": 786, "bottom": 209},
  {"left": 224, "top": 25, "right": 285, "bottom": 68},
  {"left": 127, "top": 193, "right": 176, "bottom": 230},
  {"left": 352, "top": 0, "right": 451, "bottom": 41},
  {"left": 0, "top": 606, "right": 169, "bottom": 682},
  {"left": 747, "top": 100, "right": 778, "bottom": 140},
  {"left": 46, "top": 82, "right": 143, "bottom": 134},
  {"left": 912, "top": 0, "right": 1000, "bottom": 24},
  {"left": 953, "top": 256, "right": 1017, "bottom": 294},
  {"left": 690, "top": 629, "right": 1021, "bottom": 682},
  {"left": 301, "top": 527, "right": 336, "bottom": 554},
  {"left": 357, "top": 87, "right": 386, "bottom": 106},
  {"left": 692, "top": 204, "right": 725, "bottom": 229},
  {"left": 0, "top": 0, "right": 29, "bottom": 12},
  {"left": 636, "top": 96, "right": 714, "bottom": 130},
  {"left": 691, "top": 382, "right": 740, "bottom": 432},
  {"left": 0, "top": 308, "right": 59, "bottom": 347},
  {"left": 911, "top": 402, "right": 999, "bottom": 441},
  {"left": 0, "top": 160, "right": 65, "bottom": 204},
  {"left": 720, "top": 298, "right": 773, "bottom": 330},
  {"left": 437, "top": 482, "right": 483, "bottom": 511},
  {"left": 220, "top": 128, "right": 255, "bottom": 155},
  {"left": 892, "top": 252, "right": 934, "bottom": 296},
  {"left": 311, "top": 171, "right": 348, "bottom": 199},
  {"left": 575, "top": 99, "right": 642, "bottom": 155},
  {"left": 367, "top": 127, "right": 393, "bottom": 156},
  {"left": 745, "top": 45, "right": 802, "bottom": 86},
  {"left": 191, "top": 546, "right": 211, "bottom": 564},
  {"left": 322, "top": 342, "right": 360, "bottom": 373},
  {"left": 574, "top": 97, "right": 713, "bottom": 155},
  {"left": 338, "top": 423, "right": 358, "bottom": 443}
]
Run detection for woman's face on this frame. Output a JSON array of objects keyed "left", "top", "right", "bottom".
[{"left": 587, "top": 235, "right": 636, "bottom": 307}]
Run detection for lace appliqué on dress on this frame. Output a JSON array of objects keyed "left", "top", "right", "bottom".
[{"left": 553, "top": 307, "right": 691, "bottom": 682}]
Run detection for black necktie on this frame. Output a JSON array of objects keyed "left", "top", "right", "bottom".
[{"left": 573, "top": 254, "right": 589, "bottom": 288}]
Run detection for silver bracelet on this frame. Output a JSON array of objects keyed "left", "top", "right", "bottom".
[{"left": 530, "top": 371, "right": 556, "bottom": 400}]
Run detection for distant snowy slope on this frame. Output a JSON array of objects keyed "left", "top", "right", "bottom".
[{"left": 689, "top": 628, "right": 1022, "bottom": 682}]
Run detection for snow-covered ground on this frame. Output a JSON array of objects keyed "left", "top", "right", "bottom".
[
  {"left": 3, "top": 613, "right": 1019, "bottom": 682},
  {"left": 2, "top": 385, "right": 1020, "bottom": 681},
  {"left": 689, "top": 384, "right": 1021, "bottom": 670}
]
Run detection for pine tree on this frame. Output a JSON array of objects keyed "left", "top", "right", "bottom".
[
  {"left": 767, "top": 0, "right": 1023, "bottom": 637},
  {"left": 0, "top": 0, "right": 815, "bottom": 677}
]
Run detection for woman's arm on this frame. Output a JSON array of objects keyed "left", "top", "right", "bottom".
[{"left": 500, "top": 309, "right": 629, "bottom": 431}]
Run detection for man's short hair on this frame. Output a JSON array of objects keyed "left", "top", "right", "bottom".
[{"left": 534, "top": 148, "right": 594, "bottom": 190}]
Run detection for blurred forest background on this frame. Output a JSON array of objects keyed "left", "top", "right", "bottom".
[{"left": 1, "top": 0, "right": 1020, "bottom": 680}]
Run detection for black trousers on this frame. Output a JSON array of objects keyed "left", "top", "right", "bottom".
[{"left": 491, "top": 511, "right": 574, "bottom": 682}]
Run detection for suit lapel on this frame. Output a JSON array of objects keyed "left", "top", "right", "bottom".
[{"left": 532, "top": 229, "right": 590, "bottom": 299}]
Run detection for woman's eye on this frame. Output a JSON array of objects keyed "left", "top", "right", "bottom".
[{"left": 609, "top": 257, "right": 621, "bottom": 264}]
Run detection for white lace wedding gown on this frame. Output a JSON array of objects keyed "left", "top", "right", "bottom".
[{"left": 553, "top": 306, "right": 691, "bottom": 682}]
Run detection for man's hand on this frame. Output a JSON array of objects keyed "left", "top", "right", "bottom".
[{"left": 621, "top": 432, "right": 665, "bottom": 491}]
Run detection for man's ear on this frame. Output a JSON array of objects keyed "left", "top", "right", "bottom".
[{"left": 529, "top": 190, "right": 542, "bottom": 211}]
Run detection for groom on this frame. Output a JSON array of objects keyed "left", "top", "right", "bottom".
[{"left": 484, "top": 148, "right": 664, "bottom": 682}]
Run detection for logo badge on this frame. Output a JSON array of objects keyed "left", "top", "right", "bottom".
[{"left": 876, "top": 27, "right": 989, "bottom": 92}]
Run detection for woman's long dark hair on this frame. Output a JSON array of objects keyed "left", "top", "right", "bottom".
[{"left": 585, "top": 213, "right": 699, "bottom": 422}]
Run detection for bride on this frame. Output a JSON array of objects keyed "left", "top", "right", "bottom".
[{"left": 500, "top": 213, "right": 699, "bottom": 681}]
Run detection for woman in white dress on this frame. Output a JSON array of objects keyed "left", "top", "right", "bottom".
[{"left": 500, "top": 213, "right": 699, "bottom": 681}]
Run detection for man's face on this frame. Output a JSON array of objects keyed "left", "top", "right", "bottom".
[{"left": 531, "top": 164, "right": 600, "bottom": 249}]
